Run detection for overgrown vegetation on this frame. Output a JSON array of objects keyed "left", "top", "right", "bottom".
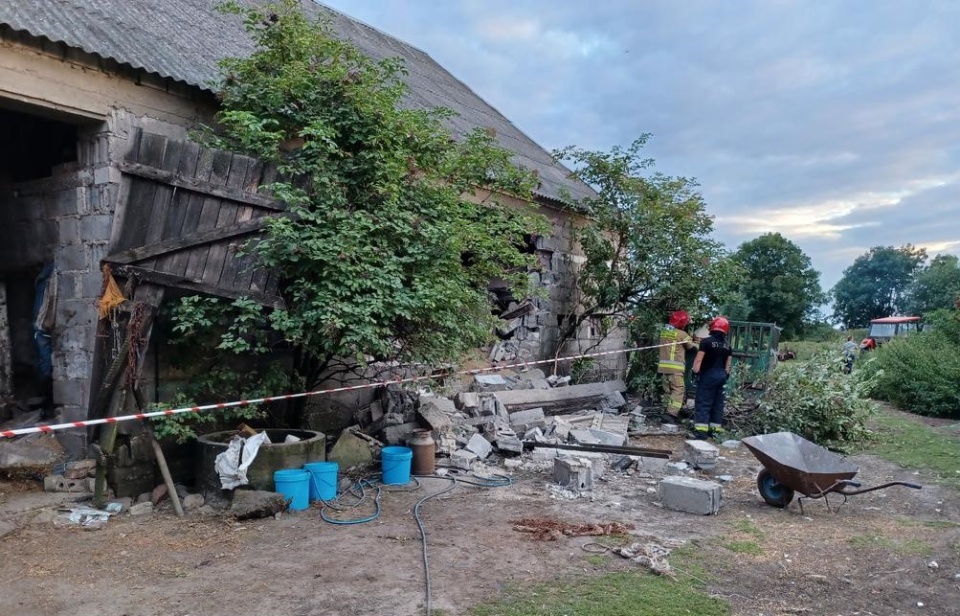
[
  {"left": 158, "top": 0, "right": 549, "bottom": 436},
  {"left": 553, "top": 137, "right": 739, "bottom": 361},
  {"left": 728, "top": 353, "right": 877, "bottom": 448},
  {"left": 470, "top": 546, "right": 729, "bottom": 616},
  {"left": 858, "top": 310, "right": 960, "bottom": 418}
]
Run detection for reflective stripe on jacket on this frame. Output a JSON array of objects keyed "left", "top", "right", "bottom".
[{"left": 658, "top": 326, "right": 691, "bottom": 373}]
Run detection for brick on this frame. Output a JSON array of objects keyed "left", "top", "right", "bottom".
[
  {"left": 683, "top": 440, "right": 720, "bottom": 470},
  {"left": 659, "top": 477, "right": 722, "bottom": 515}
]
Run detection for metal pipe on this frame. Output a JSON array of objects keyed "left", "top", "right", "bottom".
[{"left": 521, "top": 441, "right": 671, "bottom": 459}]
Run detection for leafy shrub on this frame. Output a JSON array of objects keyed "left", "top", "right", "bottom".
[
  {"left": 858, "top": 311, "right": 960, "bottom": 418},
  {"left": 741, "top": 353, "right": 877, "bottom": 448}
]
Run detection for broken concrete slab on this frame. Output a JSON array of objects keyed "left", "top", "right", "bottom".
[
  {"left": 601, "top": 391, "right": 627, "bottom": 411},
  {"left": 516, "top": 368, "right": 546, "bottom": 382},
  {"left": 230, "top": 490, "right": 289, "bottom": 520},
  {"left": 455, "top": 392, "right": 480, "bottom": 412},
  {"left": 329, "top": 431, "right": 375, "bottom": 469},
  {"left": 683, "top": 440, "right": 720, "bottom": 470},
  {"left": 465, "top": 433, "right": 492, "bottom": 459},
  {"left": 494, "top": 380, "right": 627, "bottom": 414},
  {"left": 508, "top": 407, "right": 545, "bottom": 432},
  {"left": 634, "top": 456, "right": 670, "bottom": 475},
  {"left": 659, "top": 476, "right": 722, "bottom": 515},
  {"left": 417, "top": 398, "right": 456, "bottom": 431},
  {"left": 495, "top": 435, "right": 523, "bottom": 455},
  {"left": 0, "top": 433, "right": 65, "bottom": 472}
]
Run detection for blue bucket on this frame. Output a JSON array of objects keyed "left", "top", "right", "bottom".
[
  {"left": 273, "top": 469, "right": 310, "bottom": 511},
  {"left": 304, "top": 461, "right": 338, "bottom": 502},
  {"left": 381, "top": 446, "right": 413, "bottom": 485}
]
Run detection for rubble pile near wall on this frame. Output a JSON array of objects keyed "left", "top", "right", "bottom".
[{"left": 486, "top": 298, "right": 549, "bottom": 364}]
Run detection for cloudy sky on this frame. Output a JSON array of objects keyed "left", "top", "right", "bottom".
[{"left": 322, "top": 0, "right": 960, "bottom": 290}]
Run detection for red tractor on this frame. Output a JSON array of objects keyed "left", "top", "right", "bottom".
[{"left": 860, "top": 316, "right": 922, "bottom": 351}]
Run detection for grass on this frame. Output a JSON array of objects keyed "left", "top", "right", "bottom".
[
  {"left": 720, "top": 540, "right": 762, "bottom": 555},
  {"left": 729, "top": 518, "right": 765, "bottom": 538},
  {"left": 469, "top": 546, "right": 730, "bottom": 616},
  {"left": 859, "top": 409, "right": 960, "bottom": 487},
  {"left": 847, "top": 533, "right": 933, "bottom": 556}
]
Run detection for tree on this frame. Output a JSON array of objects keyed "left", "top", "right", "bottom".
[
  {"left": 552, "top": 136, "right": 738, "bottom": 353},
  {"left": 729, "top": 233, "right": 825, "bottom": 338},
  {"left": 906, "top": 254, "right": 960, "bottom": 315},
  {"left": 831, "top": 245, "right": 927, "bottom": 328},
  {"left": 159, "top": 1, "right": 548, "bottom": 436}
]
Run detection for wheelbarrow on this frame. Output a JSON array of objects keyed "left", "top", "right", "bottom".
[{"left": 741, "top": 432, "right": 922, "bottom": 513}]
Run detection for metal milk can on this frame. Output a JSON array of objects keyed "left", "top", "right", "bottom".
[{"left": 409, "top": 429, "right": 436, "bottom": 476}]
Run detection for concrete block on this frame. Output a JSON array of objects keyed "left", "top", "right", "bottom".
[
  {"left": 683, "top": 440, "right": 720, "bottom": 470},
  {"left": 450, "top": 449, "right": 478, "bottom": 470},
  {"left": 495, "top": 434, "right": 523, "bottom": 455},
  {"left": 474, "top": 374, "right": 508, "bottom": 391},
  {"left": 508, "top": 407, "right": 545, "bottom": 432},
  {"left": 44, "top": 474, "right": 63, "bottom": 492},
  {"left": 601, "top": 391, "right": 627, "bottom": 410},
  {"left": 455, "top": 392, "right": 480, "bottom": 411},
  {"left": 585, "top": 428, "right": 626, "bottom": 447},
  {"left": 634, "top": 456, "right": 670, "bottom": 475},
  {"left": 553, "top": 456, "right": 593, "bottom": 491},
  {"left": 666, "top": 461, "right": 690, "bottom": 475},
  {"left": 569, "top": 429, "right": 600, "bottom": 445},
  {"left": 80, "top": 214, "right": 114, "bottom": 242},
  {"left": 417, "top": 398, "right": 455, "bottom": 431},
  {"left": 530, "top": 447, "right": 559, "bottom": 461},
  {"left": 382, "top": 422, "right": 419, "bottom": 445},
  {"left": 329, "top": 431, "right": 374, "bottom": 468},
  {"left": 659, "top": 477, "right": 722, "bottom": 515},
  {"left": 465, "top": 433, "right": 492, "bottom": 459},
  {"left": 720, "top": 440, "right": 742, "bottom": 449}
]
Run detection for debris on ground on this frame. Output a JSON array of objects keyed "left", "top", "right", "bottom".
[
  {"left": 510, "top": 517, "right": 635, "bottom": 541},
  {"left": 613, "top": 538, "right": 687, "bottom": 576}
]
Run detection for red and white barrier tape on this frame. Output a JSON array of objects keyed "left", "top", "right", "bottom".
[{"left": 1, "top": 341, "right": 681, "bottom": 438}]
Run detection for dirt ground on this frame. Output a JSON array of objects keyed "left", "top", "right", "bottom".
[{"left": 1, "top": 427, "right": 958, "bottom": 616}]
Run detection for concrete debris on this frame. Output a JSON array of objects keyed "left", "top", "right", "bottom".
[
  {"left": 382, "top": 422, "right": 419, "bottom": 445},
  {"left": 129, "top": 501, "right": 154, "bottom": 516},
  {"left": 43, "top": 474, "right": 94, "bottom": 493},
  {"left": 546, "top": 375, "right": 571, "bottom": 387},
  {"left": 683, "top": 440, "right": 720, "bottom": 470},
  {"left": 635, "top": 456, "right": 670, "bottom": 476},
  {"left": 474, "top": 374, "right": 509, "bottom": 391},
  {"left": 465, "top": 433, "right": 493, "bottom": 459},
  {"left": 417, "top": 397, "right": 456, "bottom": 431},
  {"left": 508, "top": 407, "right": 546, "bottom": 432},
  {"left": 329, "top": 431, "right": 376, "bottom": 469},
  {"left": 0, "top": 432, "right": 65, "bottom": 472},
  {"left": 182, "top": 494, "right": 205, "bottom": 511},
  {"left": 63, "top": 459, "right": 96, "bottom": 479},
  {"left": 665, "top": 461, "right": 690, "bottom": 475},
  {"left": 659, "top": 477, "right": 722, "bottom": 515},
  {"left": 614, "top": 539, "right": 687, "bottom": 576},
  {"left": 450, "top": 449, "right": 478, "bottom": 470},
  {"left": 553, "top": 456, "right": 594, "bottom": 491},
  {"left": 494, "top": 380, "right": 627, "bottom": 415},
  {"left": 455, "top": 392, "right": 480, "bottom": 412},
  {"left": 720, "top": 440, "right": 742, "bottom": 449},
  {"left": 495, "top": 434, "right": 524, "bottom": 455}
]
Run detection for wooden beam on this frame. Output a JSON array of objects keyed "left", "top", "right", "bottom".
[
  {"left": 112, "top": 265, "right": 284, "bottom": 309},
  {"left": 118, "top": 161, "right": 283, "bottom": 210},
  {"left": 105, "top": 217, "right": 271, "bottom": 264}
]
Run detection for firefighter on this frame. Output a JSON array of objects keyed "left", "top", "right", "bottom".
[
  {"left": 657, "top": 310, "right": 697, "bottom": 423},
  {"left": 691, "top": 316, "right": 733, "bottom": 439}
]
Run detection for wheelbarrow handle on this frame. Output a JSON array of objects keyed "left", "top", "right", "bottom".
[{"left": 835, "top": 480, "right": 923, "bottom": 496}]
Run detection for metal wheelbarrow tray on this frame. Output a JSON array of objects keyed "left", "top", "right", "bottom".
[{"left": 741, "top": 432, "right": 921, "bottom": 511}]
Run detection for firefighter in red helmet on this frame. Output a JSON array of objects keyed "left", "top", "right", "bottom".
[
  {"left": 691, "top": 316, "right": 733, "bottom": 439},
  {"left": 657, "top": 310, "right": 697, "bottom": 423}
]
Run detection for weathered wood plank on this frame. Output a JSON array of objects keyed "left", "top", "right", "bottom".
[
  {"left": 118, "top": 133, "right": 166, "bottom": 250},
  {"left": 202, "top": 155, "right": 250, "bottom": 286},
  {"left": 105, "top": 217, "right": 270, "bottom": 264},
  {"left": 116, "top": 161, "right": 282, "bottom": 210},
  {"left": 230, "top": 158, "right": 268, "bottom": 291},
  {"left": 112, "top": 265, "right": 284, "bottom": 309},
  {"left": 183, "top": 150, "right": 233, "bottom": 280},
  {"left": 160, "top": 141, "right": 201, "bottom": 241},
  {"left": 164, "top": 146, "right": 216, "bottom": 277},
  {"left": 143, "top": 139, "right": 184, "bottom": 246}
]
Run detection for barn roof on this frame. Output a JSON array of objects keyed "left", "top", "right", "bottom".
[{"left": 0, "top": 0, "right": 594, "bottom": 204}]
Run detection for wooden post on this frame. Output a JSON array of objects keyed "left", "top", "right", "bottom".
[
  {"left": 92, "top": 284, "right": 164, "bottom": 509},
  {"left": 132, "top": 387, "right": 184, "bottom": 518}
]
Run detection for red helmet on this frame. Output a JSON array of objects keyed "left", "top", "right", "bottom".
[
  {"left": 668, "top": 310, "right": 690, "bottom": 329},
  {"left": 709, "top": 316, "right": 730, "bottom": 335}
]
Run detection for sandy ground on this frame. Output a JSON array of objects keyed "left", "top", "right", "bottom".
[{"left": 1, "top": 427, "right": 958, "bottom": 616}]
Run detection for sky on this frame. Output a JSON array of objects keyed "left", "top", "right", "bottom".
[{"left": 322, "top": 0, "right": 960, "bottom": 291}]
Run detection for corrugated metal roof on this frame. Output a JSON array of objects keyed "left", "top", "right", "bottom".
[{"left": 0, "top": 0, "right": 594, "bottom": 204}]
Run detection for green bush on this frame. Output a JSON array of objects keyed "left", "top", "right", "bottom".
[
  {"left": 744, "top": 353, "right": 877, "bottom": 447},
  {"left": 859, "top": 312, "right": 960, "bottom": 418}
]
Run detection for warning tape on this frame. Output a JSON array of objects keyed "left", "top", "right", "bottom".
[{"left": 1, "top": 341, "right": 682, "bottom": 439}]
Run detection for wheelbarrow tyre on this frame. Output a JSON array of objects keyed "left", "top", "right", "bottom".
[{"left": 757, "top": 468, "right": 795, "bottom": 508}]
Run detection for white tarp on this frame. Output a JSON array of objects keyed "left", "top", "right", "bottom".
[{"left": 214, "top": 432, "right": 271, "bottom": 490}]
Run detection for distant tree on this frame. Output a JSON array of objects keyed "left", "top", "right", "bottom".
[
  {"left": 552, "top": 136, "right": 738, "bottom": 353},
  {"left": 831, "top": 245, "right": 927, "bottom": 328},
  {"left": 906, "top": 254, "right": 960, "bottom": 315},
  {"left": 730, "top": 233, "right": 825, "bottom": 338}
]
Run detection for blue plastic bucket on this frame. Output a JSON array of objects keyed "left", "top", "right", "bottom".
[
  {"left": 273, "top": 469, "right": 310, "bottom": 511},
  {"left": 304, "top": 461, "right": 338, "bottom": 502},
  {"left": 381, "top": 446, "right": 413, "bottom": 485}
]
